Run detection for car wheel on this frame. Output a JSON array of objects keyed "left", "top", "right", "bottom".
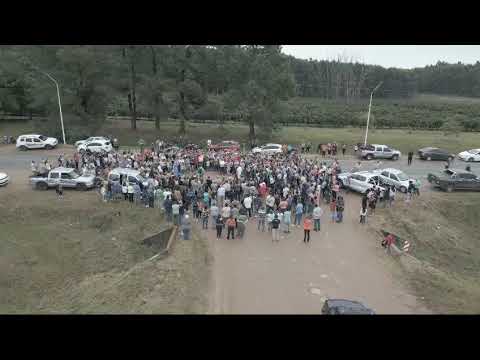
[
  {"left": 400, "top": 186, "right": 407, "bottom": 193},
  {"left": 366, "top": 154, "right": 373, "bottom": 160},
  {"left": 77, "top": 183, "right": 87, "bottom": 191},
  {"left": 427, "top": 156, "right": 432, "bottom": 161},
  {"left": 45, "top": 145, "right": 53, "bottom": 150},
  {"left": 468, "top": 158, "right": 474, "bottom": 162},
  {"left": 36, "top": 182, "right": 48, "bottom": 190},
  {"left": 19, "top": 145, "right": 28, "bottom": 151},
  {"left": 392, "top": 154, "right": 399, "bottom": 161},
  {"left": 446, "top": 185, "right": 454, "bottom": 193}
]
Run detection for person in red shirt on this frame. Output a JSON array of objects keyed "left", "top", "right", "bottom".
[{"left": 303, "top": 216, "right": 313, "bottom": 243}]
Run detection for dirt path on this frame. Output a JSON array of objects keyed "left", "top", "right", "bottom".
[{"left": 205, "top": 190, "right": 430, "bottom": 314}]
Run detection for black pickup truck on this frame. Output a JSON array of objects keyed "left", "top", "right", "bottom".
[{"left": 427, "top": 169, "right": 480, "bottom": 192}]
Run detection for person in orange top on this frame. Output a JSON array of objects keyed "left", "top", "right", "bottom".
[
  {"left": 303, "top": 216, "right": 313, "bottom": 243},
  {"left": 226, "top": 216, "right": 236, "bottom": 240}
]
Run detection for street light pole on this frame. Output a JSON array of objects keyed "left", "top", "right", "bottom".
[
  {"left": 41, "top": 71, "right": 66, "bottom": 145},
  {"left": 364, "top": 81, "right": 383, "bottom": 146}
]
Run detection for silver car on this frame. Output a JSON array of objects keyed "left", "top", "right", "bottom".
[
  {"left": 337, "top": 170, "right": 385, "bottom": 194},
  {"left": 30, "top": 167, "right": 95, "bottom": 191}
]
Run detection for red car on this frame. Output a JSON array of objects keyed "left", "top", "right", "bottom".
[{"left": 209, "top": 140, "right": 240, "bottom": 152}]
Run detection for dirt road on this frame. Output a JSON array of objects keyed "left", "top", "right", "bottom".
[{"left": 206, "top": 191, "right": 430, "bottom": 314}]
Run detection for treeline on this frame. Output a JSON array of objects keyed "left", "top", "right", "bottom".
[
  {"left": 1, "top": 45, "right": 480, "bottom": 139},
  {"left": 288, "top": 57, "right": 480, "bottom": 99}
]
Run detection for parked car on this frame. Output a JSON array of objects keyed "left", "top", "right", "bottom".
[
  {"left": 457, "top": 149, "right": 480, "bottom": 162},
  {"left": 108, "top": 168, "right": 148, "bottom": 187},
  {"left": 337, "top": 170, "right": 385, "bottom": 194},
  {"left": 427, "top": 168, "right": 480, "bottom": 192},
  {"left": 321, "top": 299, "right": 375, "bottom": 315},
  {"left": 378, "top": 168, "right": 414, "bottom": 193},
  {"left": 16, "top": 134, "right": 58, "bottom": 151},
  {"left": 417, "top": 147, "right": 455, "bottom": 161},
  {"left": 77, "top": 139, "right": 112, "bottom": 154},
  {"left": 251, "top": 143, "right": 283, "bottom": 155},
  {"left": 30, "top": 167, "right": 95, "bottom": 191},
  {"left": 209, "top": 140, "right": 240, "bottom": 152},
  {"left": 0, "top": 172, "right": 9, "bottom": 187},
  {"left": 74, "top": 136, "right": 109, "bottom": 147},
  {"left": 360, "top": 144, "right": 401, "bottom": 161}
]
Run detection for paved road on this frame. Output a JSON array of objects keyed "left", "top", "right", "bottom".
[{"left": 206, "top": 190, "right": 430, "bottom": 314}]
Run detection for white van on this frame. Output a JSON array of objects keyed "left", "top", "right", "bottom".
[
  {"left": 108, "top": 168, "right": 148, "bottom": 187},
  {"left": 16, "top": 134, "right": 58, "bottom": 150}
]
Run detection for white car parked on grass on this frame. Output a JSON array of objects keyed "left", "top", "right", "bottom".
[
  {"left": 77, "top": 139, "right": 113, "bottom": 154},
  {"left": 378, "top": 168, "right": 414, "bottom": 193},
  {"left": 0, "top": 172, "right": 9, "bottom": 186},
  {"left": 74, "top": 136, "right": 109, "bottom": 147},
  {"left": 16, "top": 134, "right": 58, "bottom": 151},
  {"left": 337, "top": 170, "right": 385, "bottom": 194},
  {"left": 252, "top": 143, "right": 283, "bottom": 155},
  {"left": 458, "top": 149, "right": 480, "bottom": 162}
]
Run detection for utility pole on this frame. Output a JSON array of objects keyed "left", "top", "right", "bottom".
[{"left": 364, "top": 82, "right": 383, "bottom": 146}]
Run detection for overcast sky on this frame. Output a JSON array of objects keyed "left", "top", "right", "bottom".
[{"left": 282, "top": 45, "right": 480, "bottom": 69}]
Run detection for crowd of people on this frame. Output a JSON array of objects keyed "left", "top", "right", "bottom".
[{"left": 28, "top": 139, "right": 422, "bottom": 244}]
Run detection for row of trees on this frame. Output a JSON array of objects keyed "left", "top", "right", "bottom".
[
  {"left": 0, "top": 45, "right": 295, "bottom": 145},
  {"left": 1, "top": 45, "right": 480, "bottom": 140}
]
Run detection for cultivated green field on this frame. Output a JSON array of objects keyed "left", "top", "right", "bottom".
[{"left": 2, "top": 119, "right": 479, "bottom": 154}]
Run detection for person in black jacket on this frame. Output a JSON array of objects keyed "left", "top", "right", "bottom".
[{"left": 407, "top": 151, "right": 414, "bottom": 166}]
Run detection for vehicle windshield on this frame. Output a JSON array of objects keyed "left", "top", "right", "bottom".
[
  {"left": 396, "top": 172, "right": 408, "bottom": 181},
  {"left": 468, "top": 150, "right": 479, "bottom": 154},
  {"left": 39, "top": 135, "right": 48, "bottom": 141},
  {"left": 443, "top": 169, "right": 455, "bottom": 176}
]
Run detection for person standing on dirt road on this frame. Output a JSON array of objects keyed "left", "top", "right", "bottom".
[
  {"left": 407, "top": 151, "right": 414, "bottom": 166},
  {"left": 342, "top": 144, "right": 346, "bottom": 157},
  {"left": 271, "top": 214, "right": 281, "bottom": 242},
  {"left": 303, "top": 215, "right": 313, "bottom": 243},
  {"left": 360, "top": 206, "right": 367, "bottom": 224},
  {"left": 215, "top": 215, "right": 224, "bottom": 239},
  {"left": 313, "top": 203, "right": 323, "bottom": 231},
  {"left": 257, "top": 206, "right": 267, "bottom": 232},
  {"left": 226, "top": 215, "right": 236, "bottom": 240}
]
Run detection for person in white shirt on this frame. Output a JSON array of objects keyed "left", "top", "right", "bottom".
[
  {"left": 221, "top": 203, "right": 231, "bottom": 220},
  {"left": 217, "top": 185, "right": 225, "bottom": 208},
  {"left": 236, "top": 165, "right": 242, "bottom": 179},
  {"left": 312, "top": 205, "right": 323, "bottom": 231},
  {"left": 243, "top": 195, "right": 253, "bottom": 218},
  {"left": 283, "top": 186, "right": 290, "bottom": 199},
  {"left": 266, "top": 194, "right": 275, "bottom": 212}
]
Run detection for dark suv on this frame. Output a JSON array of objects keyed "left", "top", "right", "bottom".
[
  {"left": 427, "top": 169, "right": 480, "bottom": 192},
  {"left": 321, "top": 299, "right": 375, "bottom": 315}
]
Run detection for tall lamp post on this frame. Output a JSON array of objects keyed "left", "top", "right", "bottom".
[{"left": 364, "top": 81, "right": 383, "bottom": 146}]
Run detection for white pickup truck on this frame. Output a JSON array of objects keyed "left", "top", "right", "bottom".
[{"left": 30, "top": 167, "right": 96, "bottom": 191}]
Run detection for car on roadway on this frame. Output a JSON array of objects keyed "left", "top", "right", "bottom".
[
  {"left": 74, "top": 136, "right": 109, "bottom": 147},
  {"left": 0, "top": 172, "right": 9, "bottom": 187},
  {"left": 77, "top": 139, "right": 113, "bottom": 154},
  {"left": 417, "top": 147, "right": 455, "bottom": 161},
  {"left": 251, "top": 143, "right": 283, "bottom": 155},
  {"left": 209, "top": 140, "right": 240, "bottom": 152},
  {"left": 457, "top": 149, "right": 480, "bottom": 162},
  {"left": 378, "top": 168, "right": 414, "bottom": 193},
  {"left": 359, "top": 144, "right": 401, "bottom": 161},
  {"left": 337, "top": 170, "right": 385, "bottom": 194},
  {"left": 30, "top": 167, "right": 96, "bottom": 191},
  {"left": 427, "top": 168, "right": 480, "bottom": 192},
  {"left": 321, "top": 299, "right": 375, "bottom": 315},
  {"left": 16, "top": 134, "right": 58, "bottom": 151}
]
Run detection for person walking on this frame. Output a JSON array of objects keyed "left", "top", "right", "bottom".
[
  {"left": 201, "top": 207, "right": 209, "bottom": 229},
  {"left": 330, "top": 198, "right": 337, "bottom": 223},
  {"left": 360, "top": 206, "right": 367, "bottom": 224},
  {"left": 283, "top": 208, "right": 291, "bottom": 233},
  {"left": 342, "top": 144, "right": 346, "bottom": 157},
  {"left": 336, "top": 195, "right": 345, "bottom": 223},
  {"left": 294, "top": 201, "right": 303, "bottom": 226},
  {"left": 182, "top": 214, "right": 192, "bottom": 240},
  {"left": 407, "top": 151, "right": 414, "bottom": 166},
  {"left": 257, "top": 206, "right": 266, "bottom": 232},
  {"left": 303, "top": 216, "right": 313, "bottom": 243},
  {"left": 271, "top": 214, "right": 281, "bottom": 242},
  {"left": 226, "top": 215, "right": 236, "bottom": 240},
  {"left": 164, "top": 196, "right": 173, "bottom": 222},
  {"left": 243, "top": 195, "right": 253, "bottom": 218},
  {"left": 312, "top": 204, "right": 323, "bottom": 231},
  {"left": 215, "top": 215, "right": 224, "bottom": 239},
  {"left": 172, "top": 201, "right": 180, "bottom": 226},
  {"left": 210, "top": 201, "right": 219, "bottom": 229}
]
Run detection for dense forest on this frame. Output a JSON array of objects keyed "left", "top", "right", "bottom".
[{"left": 1, "top": 45, "right": 480, "bottom": 141}]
